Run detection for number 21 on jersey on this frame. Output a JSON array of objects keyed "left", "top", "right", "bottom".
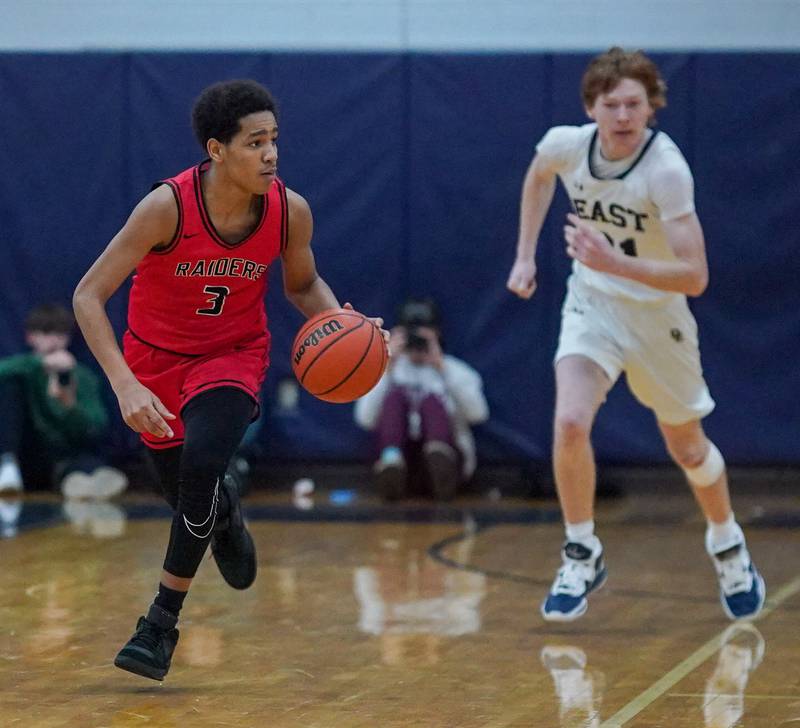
[{"left": 602, "top": 231, "right": 638, "bottom": 257}]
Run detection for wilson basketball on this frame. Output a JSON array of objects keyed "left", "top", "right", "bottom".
[{"left": 291, "top": 308, "right": 388, "bottom": 403}]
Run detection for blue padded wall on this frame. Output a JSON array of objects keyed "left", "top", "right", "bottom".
[{"left": 1, "top": 52, "right": 798, "bottom": 464}]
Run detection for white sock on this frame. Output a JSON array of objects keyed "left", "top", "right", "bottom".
[
  {"left": 0, "top": 453, "right": 22, "bottom": 489},
  {"left": 1, "top": 452, "right": 19, "bottom": 469},
  {"left": 379, "top": 446, "right": 404, "bottom": 466},
  {"left": 565, "top": 519, "right": 595, "bottom": 546},
  {"left": 706, "top": 514, "right": 744, "bottom": 554}
]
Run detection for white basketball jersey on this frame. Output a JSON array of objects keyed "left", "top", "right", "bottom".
[{"left": 537, "top": 123, "right": 696, "bottom": 303}]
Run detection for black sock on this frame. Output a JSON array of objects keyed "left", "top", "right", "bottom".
[{"left": 153, "top": 583, "right": 187, "bottom": 618}]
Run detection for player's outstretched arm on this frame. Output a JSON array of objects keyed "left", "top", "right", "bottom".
[
  {"left": 73, "top": 186, "right": 178, "bottom": 438},
  {"left": 507, "top": 153, "right": 557, "bottom": 300},
  {"left": 281, "top": 189, "right": 387, "bottom": 342},
  {"left": 280, "top": 189, "right": 341, "bottom": 318}
]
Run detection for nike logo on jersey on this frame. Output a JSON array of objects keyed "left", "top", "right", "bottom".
[{"left": 183, "top": 232, "right": 199, "bottom": 238}]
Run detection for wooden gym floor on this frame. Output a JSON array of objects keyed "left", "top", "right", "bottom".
[{"left": 1, "top": 479, "right": 799, "bottom": 727}]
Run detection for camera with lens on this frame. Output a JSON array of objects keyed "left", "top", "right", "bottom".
[
  {"left": 405, "top": 327, "right": 429, "bottom": 353},
  {"left": 397, "top": 297, "right": 441, "bottom": 356}
]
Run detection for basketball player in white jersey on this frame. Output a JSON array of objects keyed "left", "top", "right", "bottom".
[{"left": 506, "top": 47, "right": 765, "bottom": 622}]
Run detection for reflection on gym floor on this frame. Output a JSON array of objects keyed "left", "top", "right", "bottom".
[
  {"left": 541, "top": 644, "right": 604, "bottom": 728},
  {"left": 703, "top": 624, "right": 766, "bottom": 728},
  {"left": 540, "top": 624, "right": 766, "bottom": 728},
  {"left": 1, "top": 489, "right": 798, "bottom": 727},
  {"left": 354, "top": 528, "right": 486, "bottom": 666}
]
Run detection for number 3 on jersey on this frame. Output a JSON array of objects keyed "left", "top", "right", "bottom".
[{"left": 197, "top": 285, "right": 230, "bottom": 316}]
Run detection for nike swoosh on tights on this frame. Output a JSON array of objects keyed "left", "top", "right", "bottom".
[{"left": 183, "top": 479, "right": 219, "bottom": 539}]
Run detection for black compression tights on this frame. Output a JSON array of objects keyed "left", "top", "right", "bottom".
[{"left": 147, "top": 387, "right": 255, "bottom": 579}]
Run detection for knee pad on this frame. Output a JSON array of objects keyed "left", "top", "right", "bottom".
[{"left": 682, "top": 441, "right": 725, "bottom": 488}]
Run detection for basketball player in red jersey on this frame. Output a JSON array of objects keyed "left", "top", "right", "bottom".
[{"left": 73, "top": 80, "right": 387, "bottom": 681}]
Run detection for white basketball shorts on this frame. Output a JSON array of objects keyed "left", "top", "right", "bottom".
[{"left": 554, "top": 275, "right": 715, "bottom": 425}]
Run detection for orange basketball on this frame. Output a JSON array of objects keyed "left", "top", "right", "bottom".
[{"left": 291, "top": 308, "right": 388, "bottom": 403}]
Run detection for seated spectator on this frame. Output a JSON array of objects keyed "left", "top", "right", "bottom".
[
  {"left": 0, "top": 304, "right": 127, "bottom": 498},
  {"left": 354, "top": 297, "right": 489, "bottom": 500}
]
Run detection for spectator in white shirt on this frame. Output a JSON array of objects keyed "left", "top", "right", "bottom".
[{"left": 354, "top": 298, "right": 488, "bottom": 501}]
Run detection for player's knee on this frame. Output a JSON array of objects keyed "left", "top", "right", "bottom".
[
  {"left": 554, "top": 413, "right": 592, "bottom": 448},
  {"left": 177, "top": 474, "right": 222, "bottom": 523},
  {"left": 668, "top": 440, "right": 705, "bottom": 469},
  {"left": 678, "top": 440, "right": 725, "bottom": 488}
]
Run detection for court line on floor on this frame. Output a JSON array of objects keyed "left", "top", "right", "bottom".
[
  {"left": 668, "top": 693, "right": 800, "bottom": 700},
  {"left": 598, "top": 574, "right": 800, "bottom": 728}
]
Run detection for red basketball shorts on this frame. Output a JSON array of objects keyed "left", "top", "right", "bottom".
[{"left": 122, "top": 330, "right": 270, "bottom": 449}]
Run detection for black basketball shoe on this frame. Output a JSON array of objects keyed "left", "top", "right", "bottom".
[
  {"left": 423, "top": 440, "right": 460, "bottom": 501},
  {"left": 114, "top": 605, "right": 179, "bottom": 681},
  {"left": 374, "top": 461, "right": 406, "bottom": 501},
  {"left": 211, "top": 472, "right": 257, "bottom": 589}
]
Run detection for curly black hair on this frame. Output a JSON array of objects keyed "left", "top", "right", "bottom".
[{"left": 191, "top": 80, "right": 278, "bottom": 150}]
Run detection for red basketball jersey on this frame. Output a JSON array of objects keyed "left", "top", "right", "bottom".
[{"left": 127, "top": 161, "right": 287, "bottom": 356}]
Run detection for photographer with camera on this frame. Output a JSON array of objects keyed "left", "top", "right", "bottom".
[
  {"left": 354, "top": 298, "right": 488, "bottom": 501},
  {"left": 0, "top": 304, "right": 126, "bottom": 499}
]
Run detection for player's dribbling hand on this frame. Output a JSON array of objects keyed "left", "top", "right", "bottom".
[
  {"left": 342, "top": 301, "right": 391, "bottom": 349},
  {"left": 506, "top": 258, "right": 537, "bottom": 299},
  {"left": 564, "top": 214, "right": 621, "bottom": 274},
  {"left": 115, "top": 379, "right": 176, "bottom": 439}
]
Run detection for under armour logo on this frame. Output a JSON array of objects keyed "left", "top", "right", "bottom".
[
  {"left": 670, "top": 328, "right": 683, "bottom": 342},
  {"left": 183, "top": 478, "right": 219, "bottom": 539}
]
